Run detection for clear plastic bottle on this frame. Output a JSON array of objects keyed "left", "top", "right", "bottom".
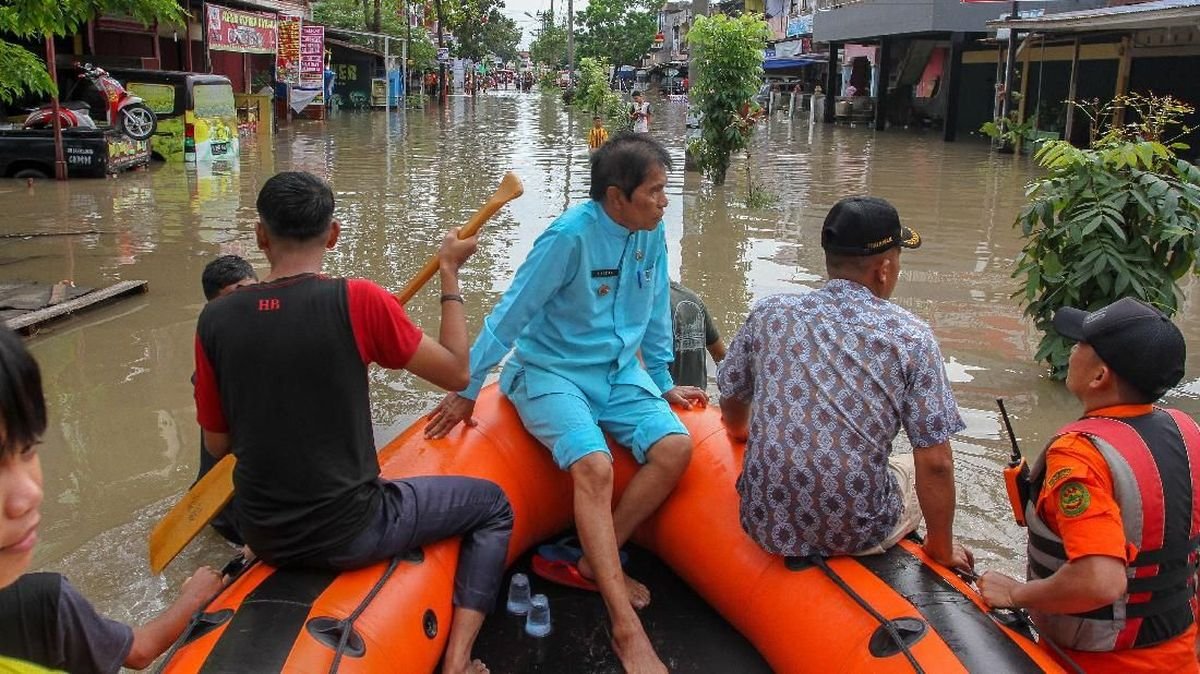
[
  {"left": 524, "top": 593, "right": 552, "bottom": 637},
  {"left": 506, "top": 572, "right": 532, "bottom": 615}
]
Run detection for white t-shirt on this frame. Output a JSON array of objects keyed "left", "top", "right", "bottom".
[{"left": 631, "top": 101, "right": 651, "bottom": 133}]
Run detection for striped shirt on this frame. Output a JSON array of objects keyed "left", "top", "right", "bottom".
[{"left": 587, "top": 126, "right": 609, "bottom": 150}]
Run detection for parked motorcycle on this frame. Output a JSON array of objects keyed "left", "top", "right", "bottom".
[{"left": 24, "top": 63, "right": 157, "bottom": 141}]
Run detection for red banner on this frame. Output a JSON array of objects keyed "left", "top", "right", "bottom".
[
  {"left": 277, "top": 16, "right": 301, "bottom": 84},
  {"left": 204, "top": 3, "right": 278, "bottom": 54}
]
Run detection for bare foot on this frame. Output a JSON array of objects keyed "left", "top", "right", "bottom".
[
  {"left": 612, "top": 626, "right": 667, "bottom": 674},
  {"left": 442, "top": 658, "right": 488, "bottom": 674},
  {"left": 578, "top": 557, "right": 652, "bottom": 609}
]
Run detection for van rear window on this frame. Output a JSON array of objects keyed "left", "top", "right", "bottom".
[
  {"left": 193, "top": 83, "right": 236, "bottom": 118},
  {"left": 127, "top": 83, "right": 176, "bottom": 115}
]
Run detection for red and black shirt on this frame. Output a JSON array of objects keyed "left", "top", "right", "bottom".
[{"left": 194, "top": 274, "right": 422, "bottom": 567}]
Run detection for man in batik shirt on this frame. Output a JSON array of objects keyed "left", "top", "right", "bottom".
[{"left": 718, "top": 196, "right": 973, "bottom": 570}]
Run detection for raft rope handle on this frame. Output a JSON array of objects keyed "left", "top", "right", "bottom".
[
  {"left": 328, "top": 555, "right": 403, "bottom": 674},
  {"left": 810, "top": 556, "right": 925, "bottom": 674},
  {"left": 954, "top": 569, "right": 1085, "bottom": 674},
  {"left": 152, "top": 553, "right": 260, "bottom": 674}
]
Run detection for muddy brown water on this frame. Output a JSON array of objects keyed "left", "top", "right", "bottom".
[{"left": 3, "top": 90, "right": 1199, "bottom": 665}]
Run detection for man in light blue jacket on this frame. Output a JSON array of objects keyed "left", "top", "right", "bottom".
[{"left": 426, "top": 133, "right": 706, "bottom": 674}]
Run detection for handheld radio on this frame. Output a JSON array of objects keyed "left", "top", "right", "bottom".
[{"left": 997, "top": 398, "right": 1031, "bottom": 527}]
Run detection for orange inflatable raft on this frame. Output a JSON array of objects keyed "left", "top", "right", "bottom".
[{"left": 159, "top": 386, "right": 1065, "bottom": 673}]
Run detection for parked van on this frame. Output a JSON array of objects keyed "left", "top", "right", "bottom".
[{"left": 100, "top": 69, "right": 239, "bottom": 163}]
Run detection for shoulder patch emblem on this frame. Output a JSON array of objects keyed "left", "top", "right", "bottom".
[
  {"left": 1059, "top": 482, "right": 1091, "bottom": 518},
  {"left": 1046, "top": 467, "right": 1073, "bottom": 490}
]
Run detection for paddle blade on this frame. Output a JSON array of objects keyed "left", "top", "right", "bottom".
[
  {"left": 395, "top": 171, "right": 524, "bottom": 304},
  {"left": 148, "top": 454, "right": 236, "bottom": 574}
]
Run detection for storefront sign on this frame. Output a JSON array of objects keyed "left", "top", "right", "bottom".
[
  {"left": 205, "top": 3, "right": 278, "bottom": 54},
  {"left": 300, "top": 24, "right": 325, "bottom": 88},
  {"left": 786, "top": 13, "right": 813, "bottom": 38},
  {"left": 277, "top": 16, "right": 302, "bottom": 85}
]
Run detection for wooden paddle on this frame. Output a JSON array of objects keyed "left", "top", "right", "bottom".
[{"left": 148, "top": 171, "right": 525, "bottom": 574}]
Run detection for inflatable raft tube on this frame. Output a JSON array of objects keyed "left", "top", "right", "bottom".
[
  {"left": 158, "top": 386, "right": 1064, "bottom": 673},
  {"left": 618, "top": 405, "right": 1067, "bottom": 673},
  {"left": 158, "top": 388, "right": 576, "bottom": 673}
]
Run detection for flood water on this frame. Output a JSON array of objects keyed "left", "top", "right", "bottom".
[{"left": 5, "top": 90, "right": 1200, "bottom": 655}]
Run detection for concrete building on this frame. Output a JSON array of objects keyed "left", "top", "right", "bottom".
[{"left": 810, "top": 0, "right": 1105, "bottom": 140}]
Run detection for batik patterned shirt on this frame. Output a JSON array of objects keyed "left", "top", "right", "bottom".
[{"left": 717, "top": 280, "right": 964, "bottom": 557}]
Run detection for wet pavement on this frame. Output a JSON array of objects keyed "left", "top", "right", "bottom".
[{"left": 3, "top": 88, "right": 1200, "bottom": 670}]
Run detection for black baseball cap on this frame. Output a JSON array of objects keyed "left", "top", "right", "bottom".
[
  {"left": 1053, "top": 297, "right": 1187, "bottom": 400},
  {"left": 821, "top": 196, "right": 922, "bottom": 257}
]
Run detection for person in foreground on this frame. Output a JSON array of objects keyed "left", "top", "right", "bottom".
[
  {"left": 193, "top": 172, "right": 513, "bottom": 674},
  {"left": 978, "top": 297, "right": 1200, "bottom": 673},
  {"left": 0, "top": 326, "right": 224, "bottom": 673},
  {"left": 668, "top": 280, "right": 725, "bottom": 389},
  {"left": 425, "top": 133, "right": 707, "bottom": 673},
  {"left": 194, "top": 254, "right": 258, "bottom": 546},
  {"left": 717, "top": 196, "right": 973, "bottom": 570}
]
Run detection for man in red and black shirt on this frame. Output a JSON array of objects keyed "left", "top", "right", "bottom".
[{"left": 193, "top": 172, "right": 512, "bottom": 674}]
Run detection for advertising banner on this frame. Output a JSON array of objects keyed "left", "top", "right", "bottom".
[
  {"left": 786, "top": 13, "right": 813, "bottom": 38},
  {"left": 277, "top": 16, "right": 301, "bottom": 85},
  {"left": 205, "top": 3, "right": 277, "bottom": 54},
  {"left": 300, "top": 24, "right": 325, "bottom": 88}
]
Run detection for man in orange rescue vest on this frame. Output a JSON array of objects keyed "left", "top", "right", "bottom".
[{"left": 979, "top": 297, "right": 1200, "bottom": 673}]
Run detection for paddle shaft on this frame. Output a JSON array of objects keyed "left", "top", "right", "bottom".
[
  {"left": 395, "top": 172, "right": 523, "bottom": 304},
  {"left": 148, "top": 172, "right": 524, "bottom": 573}
]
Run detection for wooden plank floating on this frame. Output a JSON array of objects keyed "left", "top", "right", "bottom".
[{"left": 5, "top": 280, "right": 148, "bottom": 335}]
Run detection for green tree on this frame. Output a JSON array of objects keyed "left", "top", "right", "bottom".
[
  {"left": 1015, "top": 93, "right": 1200, "bottom": 377},
  {"left": 574, "top": 56, "right": 624, "bottom": 127},
  {"left": 451, "top": 8, "right": 521, "bottom": 63},
  {"left": 575, "top": 0, "right": 656, "bottom": 68},
  {"left": 0, "top": 0, "right": 182, "bottom": 103},
  {"left": 528, "top": 14, "right": 566, "bottom": 71},
  {"left": 686, "top": 13, "right": 767, "bottom": 185},
  {"left": 313, "top": 0, "right": 437, "bottom": 68},
  {"left": 435, "top": 0, "right": 520, "bottom": 63}
]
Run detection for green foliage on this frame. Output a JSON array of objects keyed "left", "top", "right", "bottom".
[
  {"left": 0, "top": 42, "right": 53, "bottom": 103},
  {"left": 686, "top": 13, "right": 768, "bottom": 185},
  {"left": 573, "top": 56, "right": 623, "bottom": 127},
  {"left": 529, "top": 16, "right": 567, "bottom": 70},
  {"left": 575, "top": 0, "right": 657, "bottom": 69},
  {"left": 980, "top": 111, "right": 1038, "bottom": 153},
  {"left": 744, "top": 156, "right": 777, "bottom": 208},
  {"left": 0, "top": 0, "right": 183, "bottom": 103},
  {"left": 428, "top": 0, "right": 520, "bottom": 63},
  {"left": 313, "top": 0, "right": 437, "bottom": 69},
  {"left": 1014, "top": 93, "right": 1200, "bottom": 377},
  {"left": 449, "top": 6, "right": 521, "bottom": 63}
]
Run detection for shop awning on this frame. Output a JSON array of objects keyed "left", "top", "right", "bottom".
[
  {"left": 763, "top": 56, "right": 826, "bottom": 69},
  {"left": 984, "top": 0, "right": 1200, "bottom": 33}
]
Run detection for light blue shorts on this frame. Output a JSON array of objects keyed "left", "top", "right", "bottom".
[{"left": 502, "top": 367, "right": 688, "bottom": 469}]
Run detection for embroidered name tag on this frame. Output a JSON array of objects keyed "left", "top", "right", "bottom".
[{"left": 591, "top": 269, "right": 619, "bottom": 278}]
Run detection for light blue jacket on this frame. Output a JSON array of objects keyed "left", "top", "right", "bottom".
[{"left": 462, "top": 200, "right": 675, "bottom": 403}]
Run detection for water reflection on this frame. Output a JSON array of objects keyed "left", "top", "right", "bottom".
[{"left": 1, "top": 90, "right": 1198, "bottom": 630}]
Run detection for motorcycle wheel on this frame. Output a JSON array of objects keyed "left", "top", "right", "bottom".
[{"left": 118, "top": 103, "right": 157, "bottom": 141}]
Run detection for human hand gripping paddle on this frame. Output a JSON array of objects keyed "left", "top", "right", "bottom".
[{"left": 148, "top": 171, "right": 525, "bottom": 574}]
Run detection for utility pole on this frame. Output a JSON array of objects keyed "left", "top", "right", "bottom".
[
  {"left": 405, "top": 0, "right": 411, "bottom": 100},
  {"left": 1001, "top": 0, "right": 1019, "bottom": 124},
  {"left": 435, "top": 0, "right": 447, "bottom": 103},
  {"left": 567, "top": 0, "right": 574, "bottom": 82}
]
